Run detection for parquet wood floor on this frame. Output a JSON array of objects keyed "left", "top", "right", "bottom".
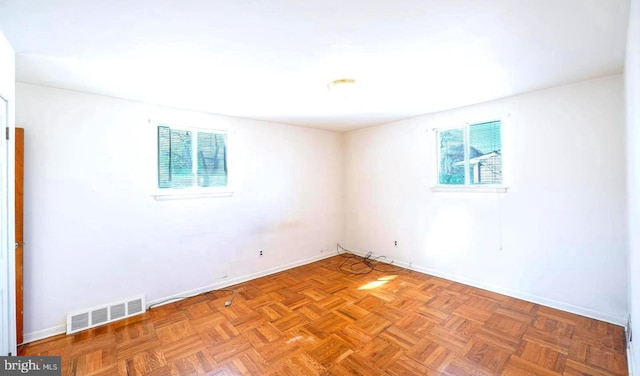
[{"left": 20, "top": 255, "right": 628, "bottom": 375}]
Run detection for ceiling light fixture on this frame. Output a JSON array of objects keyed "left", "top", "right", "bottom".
[{"left": 327, "top": 78, "right": 359, "bottom": 98}]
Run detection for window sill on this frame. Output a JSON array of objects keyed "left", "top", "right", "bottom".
[
  {"left": 429, "top": 186, "right": 509, "bottom": 193},
  {"left": 152, "top": 189, "right": 234, "bottom": 201}
]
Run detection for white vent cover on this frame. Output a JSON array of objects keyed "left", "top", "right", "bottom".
[{"left": 66, "top": 295, "right": 145, "bottom": 334}]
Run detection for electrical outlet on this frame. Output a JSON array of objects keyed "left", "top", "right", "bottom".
[
  {"left": 394, "top": 240, "right": 397, "bottom": 246},
  {"left": 320, "top": 249, "right": 324, "bottom": 253},
  {"left": 260, "top": 250, "right": 263, "bottom": 256}
]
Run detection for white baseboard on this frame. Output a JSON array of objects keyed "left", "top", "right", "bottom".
[
  {"left": 343, "top": 248, "right": 628, "bottom": 326},
  {"left": 23, "top": 250, "right": 627, "bottom": 345},
  {"left": 22, "top": 252, "right": 335, "bottom": 345},
  {"left": 628, "top": 339, "right": 635, "bottom": 376},
  {"left": 145, "top": 252, "right": 334, "bottom": 308},
  {"left": 408, "top": 263, "right": 627, "bottom": 326},
  {"left": 22, "top": 325, "right": 66, "bottom": 345}
]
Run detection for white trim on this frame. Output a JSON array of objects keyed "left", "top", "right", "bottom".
[
  {"left": 430, "top": 185, "right": 509, "bottom": 193},
  {"left": 22, "top": 250, "right": 627, "bottom": 345},
  {"left": 627, "top": 333, "right": 635, "bottom": 376},
  {"left": 0, "top": 62, "right": 16, "bottom": 355},
  {"left": 22, "top": 252, "right": 336, "bottom": 344},
  {"left": 408, "top": 263, "right": 627, "bottom": 326},
  {"left": 146, "top": 252, "right": 335, "bottom": 309},
  {"left": 0, "top": 94, "right": 15, "bottom": 355},
  {"left": 22, "top": 325, "right": 66, "bottom": 345},
  {"left": 343, "top": 248, "right": 627, "bottom": 326},
  {"left": 153, "top": 190, "right": 234, "bottom": 200}
]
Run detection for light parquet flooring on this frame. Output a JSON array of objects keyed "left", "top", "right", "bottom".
[{"left": 20, "top": 256, "right": 628, "bottom": 375}]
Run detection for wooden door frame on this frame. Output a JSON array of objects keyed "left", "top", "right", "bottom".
[{"left": 15, "top": 127, "right": 23, "bottom": 345}]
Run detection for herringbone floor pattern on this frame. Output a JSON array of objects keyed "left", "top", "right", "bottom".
[{"left": 20, "top": 255, "right": 628, "bottom": 375}]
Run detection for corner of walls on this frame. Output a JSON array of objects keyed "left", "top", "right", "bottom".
[
  {"left": 626, "top": 0, "right": 640, "bottom": 373},
  {"left": 343, "top": 75, "right": 628, "bottom": 327},
  {"left": 16, "top": 83, "right": 345, "bottom": 340},
  {"left": 343, "top": 246, "right": 628, "bottom": 326}
]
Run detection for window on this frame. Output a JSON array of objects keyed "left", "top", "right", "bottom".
[
  {"left": 157, "top": 124, "right": 228, "bottom": 191},
  {"left": 435, "top": 120, "right": 504, "bottom": 188}
]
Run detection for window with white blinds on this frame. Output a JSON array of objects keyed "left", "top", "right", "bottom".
[
  {"left": 157, "top": 124, "right": 228, "bottom": 190},
  {"left": 436, "top": 120, "right": 503, "bottom": 187}
]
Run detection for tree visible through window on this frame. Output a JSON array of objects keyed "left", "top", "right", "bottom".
[
  {"left": 437, "top": 120, "right": 502, "bottom": 186},
  {"left": 158, "top": 125, "right": 227, "bottom": 189}
]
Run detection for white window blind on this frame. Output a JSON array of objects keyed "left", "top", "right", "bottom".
[
  {"left": 158, "top": 125, "right": 227, "bottom": 189},
  {"left": 437, "top": 120, "right": 502, "bottom": 186}
]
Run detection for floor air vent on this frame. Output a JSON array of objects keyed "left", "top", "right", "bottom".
[{"left": 66, "top": 295, "right": 145, "bottom": 334}]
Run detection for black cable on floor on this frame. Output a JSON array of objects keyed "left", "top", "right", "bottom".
[{"left": 336, "top": 243, "right": 404, "bottom": 274}]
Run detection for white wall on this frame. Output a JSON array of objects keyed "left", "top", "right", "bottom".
[
  {"left": 345, "top": 75, "right": 628, "bottom": 324},
  {"left": 0, "top": 31, "right": 16, "bottom": 355},
  {"left": 625, "top": 0, "right": 640, "bottom": 372},
  {"left": 14, "top": 70, "right": 631, "bottom": 343},
  {"left": 15, "top": 83, "right": 344, "bottom": 340}
]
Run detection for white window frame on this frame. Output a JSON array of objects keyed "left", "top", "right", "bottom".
[
  {"left": 430, "top": 116, "right": 509, "bottom": 193},
  {"left": 152, "top": 121, "right": 234, "bottom": 200}
]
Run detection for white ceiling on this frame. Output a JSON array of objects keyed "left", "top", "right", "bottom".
[{"left": 0, "top": 0, "right": 630, "bottom": 131}]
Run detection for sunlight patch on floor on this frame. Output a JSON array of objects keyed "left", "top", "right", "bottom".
[{"left": 358, "top": 275, "right": 397, "bottom": 290}]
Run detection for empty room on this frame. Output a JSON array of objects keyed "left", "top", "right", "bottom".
[{"left": 0, "top": 0, "right": 639, "bottom": 375}]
